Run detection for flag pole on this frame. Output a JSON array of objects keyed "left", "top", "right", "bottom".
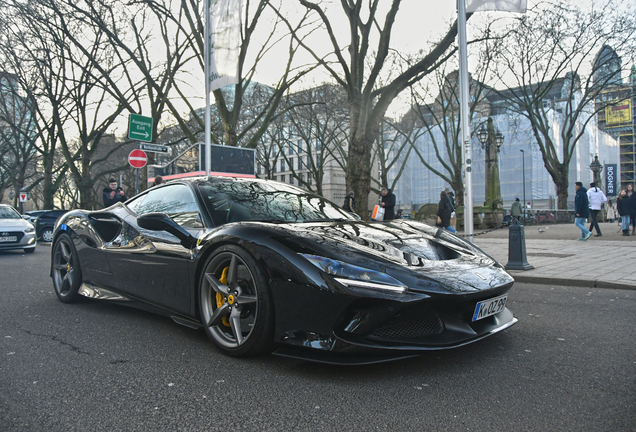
[
  {"left": 458, "top": 0, "right": 474, "bottom": 241},
  {"left": 204, "top": 0, "right": 212, "bottom": 176}
]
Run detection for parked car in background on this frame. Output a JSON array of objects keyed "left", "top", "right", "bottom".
[
  {"left": 0, "top": 204, "right": 37, "bottom": 253},
  {"left": 34, "top": 210, "right": 69, "bottom": 242},
  {"left": 24, "top": 210, "right": 48, "bottom": 224}
]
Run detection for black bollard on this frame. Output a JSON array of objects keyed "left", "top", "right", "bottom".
[{"left": 505, "top": 219, "right": 534, "bottom": 270}]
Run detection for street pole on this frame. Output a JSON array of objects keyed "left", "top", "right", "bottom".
[
  {"left": 458, "top": 0, "right": 474, "bottom": 240},
  {"left": 204, "top": 0, "right": 212, "bottom": 176},
  {"left": 521, "top": 149, "right": 526, "bottom": 224}
]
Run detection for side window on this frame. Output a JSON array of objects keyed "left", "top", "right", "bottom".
[{"left": 131, "top": 184, "right": 204, "bottom": 228}]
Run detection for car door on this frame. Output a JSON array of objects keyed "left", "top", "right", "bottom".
[{"left": 105, "top": 184, "right": 205, "bottom": 315}]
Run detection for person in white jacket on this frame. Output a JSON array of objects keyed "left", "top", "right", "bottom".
[{"left": 587, "top": 182, "right": 608, "bottom": 236}]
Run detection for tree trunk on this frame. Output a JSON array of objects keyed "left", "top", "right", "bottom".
[
  {"left": 556, "top": 176, "right": 569, "bottom": 210},
  {"left": 346, "top": 134, "right": 373, "bottom": 220},
  {"left": 42, "top": 155, "right": 55, "bottom": 210}
]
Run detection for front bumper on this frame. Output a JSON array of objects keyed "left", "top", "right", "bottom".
[{"left": 0, "top": 232, "right": 37, "bottom": 251}]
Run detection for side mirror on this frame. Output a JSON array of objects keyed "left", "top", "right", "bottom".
[{"left": 137, "top": 213, "right": 196, "bottom": 249}]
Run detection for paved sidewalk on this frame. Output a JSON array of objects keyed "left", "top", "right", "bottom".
[{"left": 467, "top": 222, "right": 636, "bottom": 290}]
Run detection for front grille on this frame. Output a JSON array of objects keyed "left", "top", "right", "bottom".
[
  {"left": 0, "top": 231, "right": 25, "bottom": 244},
  {"left": 369, "top": 306, "right": 444, "bottom": 340}
]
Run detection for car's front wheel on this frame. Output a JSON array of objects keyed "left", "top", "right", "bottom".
[
  {"left": 52, "top": 233, "right": 82, "bottom": 303},
  {"left": 41, "top": 227, "right": 54, "bottom": 242},
  {"left": 198, "top": 245, "right": 274, "bottom": 357}
]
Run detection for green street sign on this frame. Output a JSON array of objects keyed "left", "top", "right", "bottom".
[{"left": 128, "top": 113, "right": 153, "bottom": 143}]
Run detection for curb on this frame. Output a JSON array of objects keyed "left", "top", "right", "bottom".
[{"left": 510, "top": 274, "right": 636, "bottom": 291}]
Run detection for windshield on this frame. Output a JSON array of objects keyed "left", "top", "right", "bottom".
[
  {"left": 0, "top": 206, "right": 21, "bottom": 219},
  {"left": 198, "top": 178, "right": 357, "bottom": 225}
]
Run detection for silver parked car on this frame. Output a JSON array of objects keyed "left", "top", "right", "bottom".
[{"left": 0, "top": 204, "right": 37, "bottom": 254}]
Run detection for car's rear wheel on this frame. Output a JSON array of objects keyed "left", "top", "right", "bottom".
[
  {"left": 52, "top": 233, "right": 82, "bottom": 303},
  {"left": 41, "top": 227, "right": 54, "bottom": 242},
  {"left": 198, "top": 245, "right": 274, "bottom": 357}
]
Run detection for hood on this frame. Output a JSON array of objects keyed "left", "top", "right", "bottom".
[
  {"left": 259, "top": 219, "right": 511, "bottom": 294},
  {"left": 0, "top": 218, "right": 33, "bottom": 231}
]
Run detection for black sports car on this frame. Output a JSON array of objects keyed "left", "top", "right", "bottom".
[{"left": 50, "top": 176, "right": 517, "bottom": 364}]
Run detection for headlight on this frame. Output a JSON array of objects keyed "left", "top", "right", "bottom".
[
  {"left": 301, "top": 254, "right": 408, "bottom": 292},
  {"left": 24, "top": 226, "right": 35, "bottom": 233}
]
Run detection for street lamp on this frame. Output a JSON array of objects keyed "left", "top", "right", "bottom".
[
  {"left": 589, "top": 155, "right": 603, "bottom": 188},
  {"left": 477, "top": 119, "right": 505, "bottom": 216},
  {"left": 520, "top": 149, "right": 526, "bottom": 223},
  {"left": 477, "top": 124, "right": 504, "bottom": 154}
]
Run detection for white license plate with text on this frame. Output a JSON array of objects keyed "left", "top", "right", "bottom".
[
  {"left": 472, "top": 294, "right": 508, "bottom": 321},
  {"left": 0, "top": 236, "right": 17, "bottom": 242}
]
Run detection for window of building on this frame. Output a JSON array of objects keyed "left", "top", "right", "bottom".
[
  {"left": 289, "top": 176, "right": 294, "bottom": 185},
  {"left": 281, "top": 174, "right": 285, "bottom": 183},
  {"left": 289, "top": 158, "right": 294, "bottom": 170},
  {"left": 289, "top": 142, "right": 293, "bottom": 155},
  {"left": 281, "top": 160, "right": 285, "bottom": 172}
]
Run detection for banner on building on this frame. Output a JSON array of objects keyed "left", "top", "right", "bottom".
[
  {"left": 465, "top": 0, "right": 527, "bottom": 13},
  {"left": 208, "top": 0, "right": 242, "bottom": 91},
  {"left": 605, "top": 99, "right": 632, "bottom": 125},
  {"left": 605, "top": 164, "right": 617, "bottom": 197}
]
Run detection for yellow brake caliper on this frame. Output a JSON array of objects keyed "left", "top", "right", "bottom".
[{"left": 216, "top": 267, "right": 231, "bottom": 327}]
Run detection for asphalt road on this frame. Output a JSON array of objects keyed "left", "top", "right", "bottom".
[{"left": 1, "top": 245, "right": 635, "bottom": 431}]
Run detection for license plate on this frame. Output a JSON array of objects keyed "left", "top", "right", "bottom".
[
  {"left": 472, "top": 294, "right": 508, "bottom": 321},
  {"left": 0, "top": 236, "right": 17, "bottom": 242}
]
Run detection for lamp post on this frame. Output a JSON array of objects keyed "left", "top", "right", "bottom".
[
  {"left": 520, "top": 149, "right": 526, "bottom": 224},
  {"left": 477, "top": 119, "right": 504, "bottom": 211},
  {"left": 589, "top": 155, "right": 603, "bottom": 189}
]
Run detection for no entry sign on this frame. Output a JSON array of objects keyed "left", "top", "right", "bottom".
[{"left": 128, "top": 149, "right": 148, "bottom": 168}]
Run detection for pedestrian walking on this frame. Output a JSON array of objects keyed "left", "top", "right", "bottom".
[
  {"left": 628, "top": 183, "right": 636, "bottom": 235},
  {"left": 342, "top": 191, "right": 355, "bottom": 213},
  {"left": 574, "top": 181, "right": 592, "bottom": 241},
  {"left": 606, "top": 199, "right": 616, "bottom": 223},
  {"left": 448, "top": 191, "right": 457, "bottom": 229},
  {"left": 511, "top": 198, "right": 523, "bottom": 221},
  {"left": 380, "top": 187, "right": 396, "bottom": 220},
  {"left": 617, "top": 190, "right": 631, "bottom": 236},
  {"left": 437, "top": 190, "right": 456, "bottom": 234},
  {"left": 587, "top": 182, "right": 607, "bottom": 236}
]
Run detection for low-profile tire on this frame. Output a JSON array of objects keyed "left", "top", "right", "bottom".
[
  {"left": 41, "top": 227, "right": 54, "bottom": 242},
  {"left": 51, "top": 233, "right": 83, "bottom": 303},
  {"left": 24, "top": 247, "right": 35, "bottom": 254},
  {"left": 199, "top": 244, "right": 274, "bottom": 357}
]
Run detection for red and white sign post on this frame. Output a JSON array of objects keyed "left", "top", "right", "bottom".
[
  {"left": 128, "top": 149, "right": 148, "bottom": 195},
  {"left": 19, "top": 192, "right": 28, "bottom": 203},
  {"left": 128, "top": 149, "right": 148, "bottom": 168}
]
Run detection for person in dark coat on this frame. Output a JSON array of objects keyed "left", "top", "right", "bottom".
[
  {"left": 153, "top": 176, "right": 164, "bottom": 187},
  {"left": 342, "top": 191, "right": 355, "bottom": 213},
  {"left": 380, "top": 187, "right": 396, "bottom": 220},
  {"left": 103, "top": 178, "right": 127, "bottom": 207},
  {"left": 617, "top": 189, "right": 631, "bottom": 236},
  {"left": 574, "top": 181, "right": 591, "bottom": 241},
  {"left": 437, "top": 190, "right": 456, "bottom": 233},
  {"left": 628, "top": 183, "right": 636, "bottom": 235}
]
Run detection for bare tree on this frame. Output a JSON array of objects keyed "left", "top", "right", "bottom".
[
  {"left": 396, "top": 61, "right": 493, "bottom": 206},
  {"left": 0, "top": 73, "right": 40, "bottom": 208},
  {"left": 491, "top": 1, "right": 636, "bottom": 209},
  {"left": 278, "top": 83, "right": 349, "bottom": 195},
  {"left": 287, "top": 1, "right": 465, "bottom": 218}
]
